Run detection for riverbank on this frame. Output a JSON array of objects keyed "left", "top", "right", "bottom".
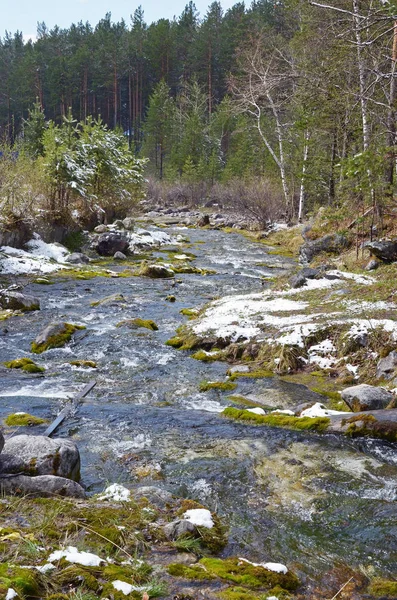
[{"left": 1, "top": 218, "right": 397, "bottom": 599}]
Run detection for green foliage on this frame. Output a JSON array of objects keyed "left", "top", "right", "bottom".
[{"left": 200, "top": 380, "right": 237, "bottom": 392}]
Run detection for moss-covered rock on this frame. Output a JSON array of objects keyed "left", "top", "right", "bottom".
[
  {"left": 165, "top": 336, "right": 184, "bottom": 348},
  {"left": 167, "top": 562, "right": 215, "bottom": 580},
  {"left": 200, "top": 381, "right": 237, "bottom": 392},
  {"left": 180, "top": 308, "right": 199, "bottom": 318},
  {"left": 191, "top": 350, "right": 223, "bottom": 362},
  {"left": 70, "top": 360, "right": 97, "bottom": 368},
  {"left": 4, "top": 357, "right": 44, "bottom": 373},
  {"left": 117, "top": 318, "right": 158, "bottom": 331},
  {"left": 0, "top": 564, "right": 42, "bottom": 598},
  {"left": 166, "top": 295, "right": 176, "bottom": 302},
  {"left": 138, "top": 261, "right": 174, "bottom": 278},
  {"left": 90, "top": 293, "right": 126, "bottom": 307},
  {"left": 31, "top": 322, "right": 86, "bottom": 354},
  {"left": 4, "top": 413, "right": 47, "bottom": 426},
  {"left": 199, "top": 557, "right": 300, "bottom": 591},
  {"left": 223, "top": 407, "right": 330, "bottom": 432},
  {"left": 367, "top": 578, "right": 397, "bottom": 598}
]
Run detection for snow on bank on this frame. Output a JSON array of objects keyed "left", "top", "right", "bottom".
[
  {"left": 48, "top": 546, "right": 105, "bottom": 567},
  {"left": 97, "top": 483, "right": 131, "bottom": 501},
  {"left": 300, "top": 402, "right": 349, "bottom": 418},
  {"left": 238, "top": 557, "right": 288, "bottom": 574},
  {"left": 127, "top": 227, "right": 174, "bottom": 251},
  {"left": 183, "top": 508, "right": 214, "bottom": 528},
  {"left": 0, "top": 234, "right": 70, "bottom": 275}
]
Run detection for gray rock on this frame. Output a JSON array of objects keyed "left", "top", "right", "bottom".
[
  {"left": 365, "top": 259, "right": 379, "bottom": 271},
  {"left": 65, "top": 252, "right": 90, "bottom": 264},
  {"left": 0, "top": 474, "right": 85, "bottom": 498},
  {"left": 33, "top": 321, "right": 82, "bottom": 351},
  {"left": 2, "top": 435, "right": 81, "bottom": 480},
  {"left": 197, "top": 215, "right": 210, "bottom": 227},
  {"left": 0, "top": 429, "right": 4, "bottom": 453},
  {"left": 163, "top": 519, "right": 197, "bottom": 540},
  {"left": 114, "top": 251, "right": 127, "bottom": 260},
  {"left": 228, "top": 365, "right": 250, "bottom": 374},
  {"left": 377, "top": 351, "right": 397, "bottom": 380},
  {"left": 365, "top": 240, "right": 397, "bottom": 263},
  {"left": 341, "top": 384, "right": 393, "bottom": 412},
  {"left": 132, "top": 486, "right": 174, "bottom": 509},
  {"left": 0, "top": 291, "right": 40, "bottom": 312},
  {"left": 139, "top": 263, "right": 174, "bottom": 278},
  {"left": 289, "top": 267, "right": 320, "bottom": 288},
  {"left": 122, "top": 217, "right": 135, "bottom": 230},
  {"left": 113, "top": 219, "right": 125, "bottom": 229},
  {"left": 300, "top": 234, "right": 349, "bottom": 263},
  {"left": 94, "top": 232, "right": 129, "bottom": 256},
  {"left": 94, "top": 224, "right": 108, "bottom": 233}
]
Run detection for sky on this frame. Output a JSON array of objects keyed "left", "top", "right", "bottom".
[{"left": 3, "top": 0, "right": 238, "bottom": 42}]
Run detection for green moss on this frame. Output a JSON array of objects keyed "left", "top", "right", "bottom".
[
  {"left": 180, "top": 307, "right": 199, "bottom": 318},
  {"left": 367, "top": 578, "right": 397, "bottom": 598},
  {"left": 4, "top": 412, "right": 47, "bottom": 426},
  {"left": 165, "top": 336, "right": 184, "bottom": 348},
  {"left": 200, "top": 381, "right": 237, "bottom": 392},
  {"left": 216, "top": 586, "right": 269, "bottom": 600},
  {"left": 4, "top": 357, "right": 44, "bottom": 373},
  {"left": 223, "top": 407, "right": 330, "bottom": 432},
  {"left": 70, "top": 360, "right": 97, "bottom": 368},
  {"left": 343, "top": 414, "right": 397, "bottom": 442},
  {"left": 168, "top": 563, "right": 215, "bottom": 580},
  {"left": 0, "top": 564, "right": 41, "bottom": 598},
  {"left": 31, "top": 323, "right": 85, "bottom": 354},
  {"left": 227, "top": 395, "right": 266, "bottom": 408},
  {"left": 229, "top": 369, "right": 274, "bottom": 381},
  {"left": 33, "top": 277, "right": 53, "bottom": 285},
  {"left": 200, "top": 558, "right": 300, "bottom": 591},
  {"left": 191, "top": 350, "right": 223, "bottom": 362},
  {"left": 56, "top": 564, "right": 102, "bottom": 591},
  {"left": 117, "top": 318, "right": 158, "bottom": 331}
]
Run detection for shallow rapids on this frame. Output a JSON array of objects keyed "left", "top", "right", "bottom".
[{"left": 0, "top": 227, "right": 396, "bottom": 584}]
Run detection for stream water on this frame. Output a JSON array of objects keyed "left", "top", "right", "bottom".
[{"left": 0, "top": 227, "right": 396, "bottom": 586}]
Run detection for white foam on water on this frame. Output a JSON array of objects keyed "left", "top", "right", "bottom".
[{"left": 0, "top": 382, "right": 71, "bottom": 399}]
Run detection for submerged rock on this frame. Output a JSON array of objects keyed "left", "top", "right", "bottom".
[
  {"left": 2, "top": 434, "right": 81, "bottom": 480},
  {"left": 0, "top": 291, "right": 40, "bottom": 312},
  {"left": 365, "top": 239, "right": 397, "bottom": 263},
  {"left": 0, "top": 474, "right": 85, "bottom": 498},
  {"left": 94, "top": 232, "right": 129, "bottom": 256},
  {"left": 300, "top": 234, "right": 349, "bottom": 263},
  {"left": 341, "top": 384, "right": 393, "bottom": 412}
]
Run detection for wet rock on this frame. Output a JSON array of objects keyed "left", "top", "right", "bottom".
[
  {"left": 94, "top": 232, "right": 129, "bottom": 256},
  {"left": 2, "top": 435, "right": 81, "bottom": 480},
  {"left": 376, "top": 350, "right": 397, "bottom": 380},
  {"left": 300, "top": 234, "right": 349, "bottom": 263},
  {"left": 122, "top": 217, "right": 135, "bottom": 230},
  {"left": 0, "top": 429, "right": 4, "bottom": 453},
  {"left": 65, "top": 252, "right": 90, "bottom": 264},
  {"left": 0, "top": 474, "right": 86, "bottom": 498},
  {"left": 365, "top": 239, "right": 397, "bottom": 263},
  {"left": 0, "top": 291, "right": 40, "bottom": 312},
  {"left": 163, "top": 519, "right": 197, "bottom": 540},
  {"left": 94, "top": 224, "right": 108, "bottom": 233},
  {"left": 197, "top": 214, "right": 210, "bottom": 227},
  {"left": 365, "top": 259, "right": 379, "bottom": 271},
  {"left": 114, "top": 251, "right": 127, "bottom": 260},
  {"left": 91, "top": 293, "right": 126, "bottom": 307},
  {"left": 341, "top": 384, "right": 393, "bottom": 412},
  {"left": 228, "top": 365, "right": 250, "bottom": 374},
  {"left": 31, "top": 322, "right": 84, "bottom": 353},
  {"left": 289, "top": 267, "right": 320, "bottom": 288},
  {"left": 132, "top": 486, "right": 174, "bottom": 509},
  {"left": 139, "top": 263, "right": 174, "bottom": 278}
]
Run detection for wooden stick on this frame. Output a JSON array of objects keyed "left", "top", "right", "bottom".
[{"left": 44, "top": 380, "right": 96, "bottom": 437}]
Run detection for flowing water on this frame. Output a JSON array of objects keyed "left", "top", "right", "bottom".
[{"left": 1, "top": 227, "right": 396, "bottom": 585}]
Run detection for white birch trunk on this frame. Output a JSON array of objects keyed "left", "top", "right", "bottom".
[{"left": 298, "top": 130, "right": 310, "bottom": 223}]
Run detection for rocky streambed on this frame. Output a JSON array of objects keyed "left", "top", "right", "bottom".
[{"left": 0, "top": 223, "right": 397, "bottom": 599}]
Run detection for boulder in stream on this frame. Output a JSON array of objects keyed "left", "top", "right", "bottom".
[
  {"left": 0, "top": 474, "right": 86, "bottom": 498},
  {"left": 65, "top": 252, "right": 90, "bottom": 264},
  {"left": 31, "top": 321, "right": 85, "bottom": 353},
  {"left": 139, "top": 262, "right": 174, "bottom": 278},
  {"left": 1, "top": 434, "right": 81, "bottom": 480},
  {"left": 341, "top": 384, "right": 394, "bottom": 412},
  {"left": 94, "top": 232, "right": 129, "bottom": 256},
  {"left": 0, "top": 291, "right": 40, "bottom": 311}
]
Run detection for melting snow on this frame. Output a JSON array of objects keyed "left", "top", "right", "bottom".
[
  {"left": 183, "top": 508, "right": 214, "bottom": 528},
  {"left": 0, "top": 234, "right": 69, "bottom": 274},
  {"left": 238, "top": 557, "right": 288, "bottom": 574},
  {"left": 300, "top": 403, "right": 350, "bottom": 418},
  {"left": 48, "top": 546, "right": 105, "bottom": 566},
  {"left": 247, "top": 407, "right": 266, "bottom": 415},
  {"left": 97, "top": 483, "right": 131, "bottom": 502},
  {"left": 6, "top": 590, "right": 18, "bottom": 600}
]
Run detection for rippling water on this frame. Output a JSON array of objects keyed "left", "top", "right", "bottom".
[{"left": 1, "top": 227, "right": 396, "bottom": 583}]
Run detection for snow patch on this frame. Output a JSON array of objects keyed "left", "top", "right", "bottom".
[
  {"left": 183, "top": 508, "right": 214, "bottom": 529},
  {"left": 48, "top": 546, "right": 105, "bottom": 566},
  {"left": 6, "top": 590, "right": 18, "bottom": 600},
  {"left": 97, "top": 483, "right": 131, "bottom": 502},
  {"left": 0, "top": 234, "right": 69, "bottom": 275},
  {"left": 246, "top": 407, "right": 266, "bottom": 415},
  {"left": 300, "top": 402, "right": 350, "bottom": 418},
  {"left": 238, "top": 557, "right": 288, "bottom": 574}
]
